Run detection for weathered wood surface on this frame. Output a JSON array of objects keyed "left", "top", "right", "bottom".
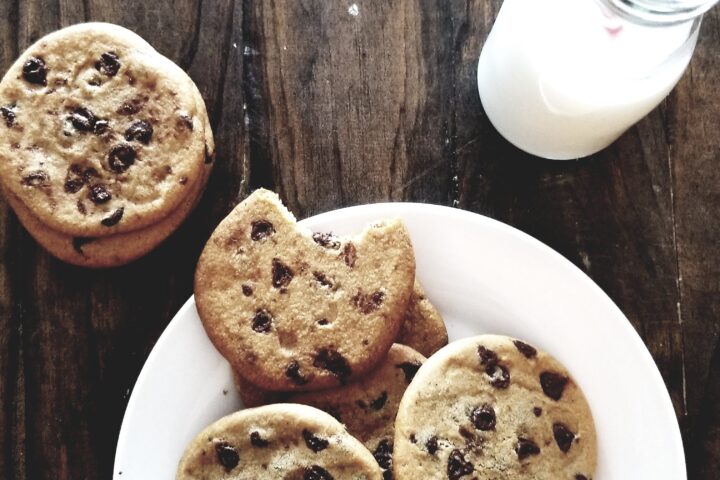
[{"left": 0, "top": 0, "right": 717, "bottom": 478}]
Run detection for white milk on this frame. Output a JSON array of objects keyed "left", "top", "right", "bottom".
[{"left": 477, "top": 0, "right": 700, "bottom": 159}]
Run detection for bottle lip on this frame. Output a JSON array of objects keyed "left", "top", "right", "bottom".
[{"left": 602, "top": 0, "right": 718, "bottom": 25}]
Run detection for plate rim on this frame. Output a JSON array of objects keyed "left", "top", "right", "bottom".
[{"left": 113, "top": 202, "right": 686, "bottom": 478}]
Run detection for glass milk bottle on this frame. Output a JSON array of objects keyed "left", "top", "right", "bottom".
[{"left": 477, "top": 0, "right": 718, "bottom": 160}]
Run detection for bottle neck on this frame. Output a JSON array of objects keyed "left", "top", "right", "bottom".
[{"left": 600, "top": 0, "right": 718, "bottom": 25}]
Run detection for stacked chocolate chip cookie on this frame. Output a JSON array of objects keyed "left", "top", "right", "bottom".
[
  {"left": 0, "top": 23, "right": 214, "bottom": 267},
  {"left": 194, "top": 189, "right": 423, "bottom": 392}
]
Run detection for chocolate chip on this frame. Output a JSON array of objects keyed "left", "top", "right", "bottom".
[
  {"left": 575, "top": 476, "right": 589, "bottom": 480},
  {"left": 117, "top": 96, "right": 147, "bottom": 115},
  {"left": 516, "top": 438, "right": 540, "bottom": 460},
  {"left": 425, "top": 436, "right": 438, "bottom": 454},
  {"left": 312, "top": 232, "right": 341, "bottom": 249},
  {"left": 214, "top": 441, "right": 239, "bottom": 470},
  {"left": 64, "top": 177, "right": 84, "bottom": 193},
  {"left": 72, "top": 237, "right": 94, "bottom": 255},
  {"left": 373, "top": 439, "right": 393, "bottom": 474},
  {"left": 317, "top": 318, "right": 329, "bottom": 326},
  {"left": 302, "top": 429, "right": 329, "bottom": 452},
  {"left": 249, "top": 431, "right": 269, "bottom": 447},
  {"left": 70, "top": 107, "right": 96, "bottom": 131},
  {"left": 65, "top": 164, "right": 93, "bottom": 193},
  {"left": 553, "top": 423, "right": 576, "bottom": 453},
  {"left": 477, "top": 345, "right": 499, "bottom": 366},
  {"left": 447, "top": 449, "right": 474, "bottom": 479},
  {"left": 179, "top": 114, "right": 194, "bottom": 130},
  {"left": 271, "top": 258, "right": 294, "bottom": 288},
  {"left": 22, "top": 170, "right": 49, "bottom": 187},
  {"left": 370, "top": 391, "right": 388, "bottom": 411},
  {"left": 101, "top": 207, "right": 124, "bottom": 227},
  {"left": 250, "top": 220, "right": 275, "bottom": 240},
  {"left": 124, "top": 120, "right": 153, "bottom": 144},
  {"left": 485, "top": 364, "right": 510, "bottom": 389},
  {"left": 372, "top": 291, "right": 384, "bottom": 304},
  {"left": 409, "top": 434, "right": 417, "bottom": 444},
  {"left": 313, "top": 271, "right": 333, "bottom": 288},
  {"left": 285, "top": 360, "right": 308, "bottom": 386},
  {"left": 242, "top": 284, "right": 253, "bottom": 296},
  {"left": 313, "top": 348, "right": 352, "bottom": 381},
  {"left": 82, "top": 167, "right": 99, "bottom": 183},
  {"left": 93, "top": 119, "right": 109, "bottom": 134},
  {"left": 513, "top": 340, "right": 538, "bottom": 358},
  {"left": 95, "top": 52, "right": 121, "bottom": 77},
  {"left": 351, "top": 290, "right": 384, "bottom": 314},
  {"left": 69, "top": 108, "right": 107, "bottom": 134},
  {"left": 88, "top": 184, "right": 111, "bottom": 204},
  {"left": 396, "top": 361, "right": 421, "bottom": 383},
  {"left": 1, "top": 105, "right": 16, "bottom": 127},
  {"left": 341, "top": 242, "right": 357, "bottom": 267},
  {"left": 470, "top": 404, "right": 496, "bottom": 431},
  {"left": 251, "top": 309, "right": 273, "bottom": 333},
  {"left": 533, "top": 407, "right": 542, "bottom": 417},
  {"left": 107, "top": 144, "right": 136, "bottom": 173},
  {"left": 540, "top": 371, "right": 569, "bottom": 401},
  {"left": 304, "top": 465, "right": 333, "bottom": 480},
  {"left": 22, "top": 57, "right": 47, "bottom": 85}
]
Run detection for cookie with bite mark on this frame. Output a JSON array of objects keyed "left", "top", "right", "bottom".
[{"left": 195, "top": 189, "right": 416, "bottom": 391}]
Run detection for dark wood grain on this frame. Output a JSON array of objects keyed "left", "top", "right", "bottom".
[
  {"left": 670, "top": 7, "right": 720, "bottom": 478},
  {"left": 0, "top": 0, "right": 718, "bottom": 478}
]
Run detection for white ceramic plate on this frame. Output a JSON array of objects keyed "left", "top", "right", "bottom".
[{"left": 113, "top": 203, "right": 685, "bottom": 479}]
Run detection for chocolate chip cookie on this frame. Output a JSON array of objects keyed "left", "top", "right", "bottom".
[
  {"left": 194, "top": 189, "right": 416, "bottom": 391},
  {"left": 396, "top": 280, "right": 448, "bottom": 357},
  {"left": 176, "top": 403, "right": 383, "bottom": 479},
  {"left": 393, "top": 335, "right": 597, "bottom": 479},
  {"left": 0, "top": 23, "right": 209, "bottom": 236}
]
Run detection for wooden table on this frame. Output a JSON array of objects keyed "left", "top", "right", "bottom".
[{"left": 0, "top": 1, "right": 718, "bottom": 478}]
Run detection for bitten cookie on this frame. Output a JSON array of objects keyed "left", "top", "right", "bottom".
[
  {"left": 195, "top": 189, "right": 416, "bottom": 391},
  {"left": 396, "top": 280, "right": 448, "bottom": 357},
  {"left": 176, "top": 403, "right": 383, "bottom": 479},
  {"left": 289, "top": 344, "right": 426, "bottom": 480},
  {"left": 0, "top": 23, "right": 209, "bottom": 236},
  {"left": 393, "top": 335, "right": 597, "bottom": 480}
]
